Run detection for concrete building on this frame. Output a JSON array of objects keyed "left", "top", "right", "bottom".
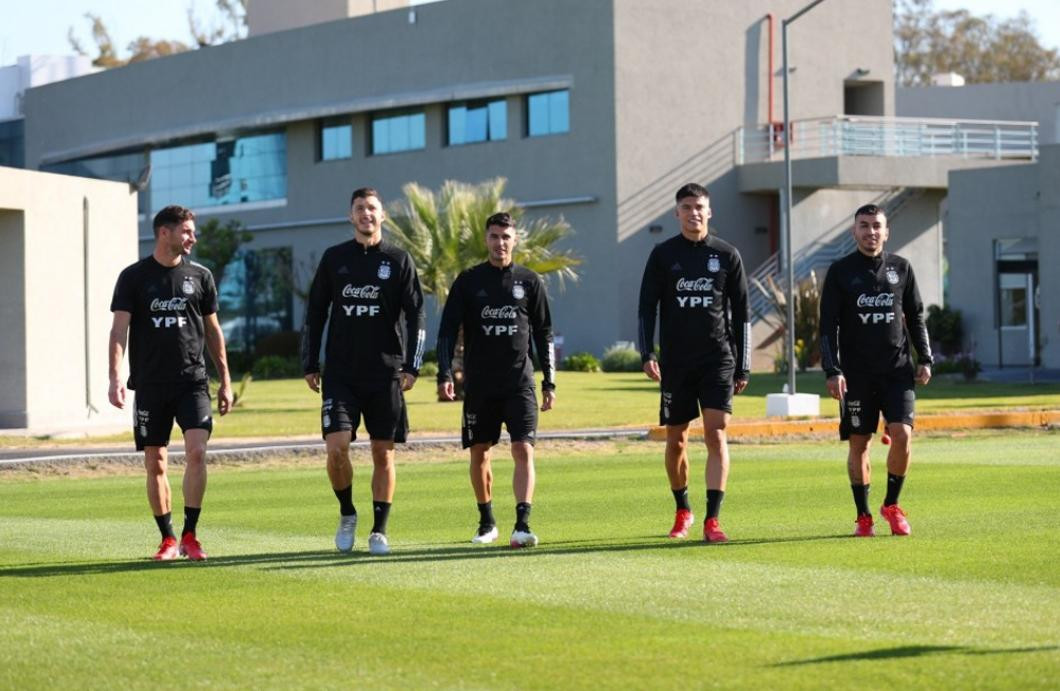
[
  {"left": 0, "top": 54, "right": 97, "bottom": 168},
  {"left": 20, "top": 0, "right": 1040, "bottom": 370},
  {"left": 0, "top": 167, "right": 137, "bottom": 431},
  {"left": 945, "top": 145, "right": 1059, "bottom": 369},
  {"left": 897, "top": 79, "right": 1060, "bottom": 368}
]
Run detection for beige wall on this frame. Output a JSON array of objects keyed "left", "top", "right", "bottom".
[
  {"left": 0, "top": 168, "right": 137, "bottom": 431},
  {"left": 248, "top": 0, "right": 410, "bottom": 36}
]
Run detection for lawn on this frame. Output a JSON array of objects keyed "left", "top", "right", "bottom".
[
  {"left": 1, "top": 431, "right": 1057, "bottom": 688},
  {"left": 2, "top": 371, "right": 1058, "bottom": 446}
]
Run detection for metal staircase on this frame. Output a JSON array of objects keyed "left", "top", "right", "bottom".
[{"left": 748, "top": 187, "right": 921, "bottom": 324}]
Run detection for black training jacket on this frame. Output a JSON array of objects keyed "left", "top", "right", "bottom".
[
  {"left": 638, "top": 233, "right": 751, "bottom": 378},
  {"left": 301, "top": 238, "right": 425, "bottom": 382},
  {"left": 819, "top": 250, "right": 933, "bottom": 378},
  {"left": 436, "top": 262, "right": 556, "bottom": 394}
]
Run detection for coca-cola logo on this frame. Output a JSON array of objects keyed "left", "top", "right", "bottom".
[
  {"left": 342, "top": 284, "right": 381, "bottom": 299},
  {"left": 150, "top": 297, "right": 189, "bottom": 312},
  {"left": 481, "top": 305, "right": 518, "bottom": 319},
  {"left": 856, "top": 292, "right": 894, "bottom": 307},
  {"left": 676, "top": 277, "right": 714, "bottom": 292}
]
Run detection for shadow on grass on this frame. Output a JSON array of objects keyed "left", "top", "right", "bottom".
[
  {"left": 0, "top": 533, "right": 851, "bottom": 578},
  {"left": 773, "top": 644, "right": 1059, "bottom": 666}
]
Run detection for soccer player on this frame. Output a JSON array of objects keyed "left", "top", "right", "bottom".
[
  {"left": 819, "top": 204, "right": 933, "bottom": 537},
  {"left": 302, "top": 187, "right": 425, "bottom": 556},
  {"left": 436, "top": 212, "right": 557, "bottom": 548},
  {"left": 638, "top": 183, "right": 750, "bottom": 543},
  {"left": 108, "top": 205, "right": 234, "bottom": 562}
]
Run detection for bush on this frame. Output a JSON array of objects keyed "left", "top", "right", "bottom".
[
  {"left": 561, "top": 352, "right": 600, "bottom": 372},
  {"left": 418, "top": 361, "right": 439, "bottom": 377},
  {"left": 254, "top": 329, "right": 301, "bottom": 358},
  {"left": 933, "top": 354, "right": 981, "bottom": 380},
  {"left": 926, "top": 305, "right": 964, "bottom": 357},
  {"left": 251, "top": 355, "right": 302, "bottom": 380},
  {"left": 601, "top": 342, "right": 642, "bottom": 372}
]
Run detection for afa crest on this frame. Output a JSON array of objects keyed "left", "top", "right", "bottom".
[
  {"left": 182, "top": 277, "right": 195, "bottom": 295},
  {"left": 378, "top": 262, "right": 391, "bottom": 280},
  {"left": 886, "top": 268, "right": 899, "bottom": 285},
  {"left": 707, "top": 256, "right": 721, "bottom": 273},
  {"left": 512, "top": 282, "right": 525, "bottom": 300}
]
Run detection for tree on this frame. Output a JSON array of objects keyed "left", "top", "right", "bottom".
[
  {"left": 385, "top": 178, "right": 581, "bottom": 398},
  {"left": 193, "top": 218, "right": 252, "bottom": 288},
  {"left": 894, "top": 0, "right": 1060, "bottom": 85},
  {"left": 751, "top": 270, "right": 821, "bottom": 372},
  {"left": 384, "top": 178, "right": 581, "bottom": 307},
  {"left": 68, "top": 1, "right": 246, "bottom": 69}
]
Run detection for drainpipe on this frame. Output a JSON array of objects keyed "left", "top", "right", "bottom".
[{"left": 767, "top": 13, "right": 776, "bottom": 126}]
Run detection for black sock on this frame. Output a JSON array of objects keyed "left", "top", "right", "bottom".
[
  {"left": 706, "top": 490, "right": 724, "bottom": 520},
  {"left": 371, "top": 501, "right": 391, "bottom": 534},
  {"left": 852, "top": 483, "right": 871, "bottom": 516},
  {"left": 182, "top": 506, "right": 201, "bottom": 537},
  {"left": 154, "top": 512, "right": 175, "bottom": 540},
  {"left": 334, "top": 485, "right": 356, "bottom": 517},
  {"left": 884, "top": 474, "right": 905, "bottom": 506},
  {"left": 514, "top": 502, "right": 532, "bottom": 532},
  {"left": 672, "top": 487, "right": 692, "bottom": 511},
  {"left": 477, "top": 501, "right": 495, "bottom": 528}
]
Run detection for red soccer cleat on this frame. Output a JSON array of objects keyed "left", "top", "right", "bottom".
[
  {"left": 153, "top": 536, "right": 180, "bottom": 561},
  {"left": 854, "top": 514, "right": 875, "bottom": 537},
  {"left": 668, "top": 509, "right": 694, "bottom": 538},
  {"left": 880, "top": 504, "right": 911, "bottom": 536},
  {"left": 179, "top": 533, "right": 209, "bottom": 561},
  {"left": 703, "top": 517, "right": 728, "bottom": 543}
]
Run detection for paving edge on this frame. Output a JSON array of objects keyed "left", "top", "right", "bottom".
[{"left": 646, "top": 410, "right": 1060, "bottom": 441}]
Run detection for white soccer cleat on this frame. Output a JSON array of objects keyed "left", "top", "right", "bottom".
[
  {"left": 368, "top": 532, "right": 391, "bottom": 556},
  {"left": 509, "top": 529, "right": 538, "bottom": 548},
  {"left": 471, "top": 525, "right": 499, "bottom": 544},
  {"left": 335, "top": 514, "right": 357, "bottom": 552}
]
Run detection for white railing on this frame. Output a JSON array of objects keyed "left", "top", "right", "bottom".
[{"left": 738, "top": 115, "right": 1038, "bottom": 164}]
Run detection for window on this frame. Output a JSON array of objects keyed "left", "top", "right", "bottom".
[
  {"left": 999, "top": 273, "right": 1029, "bottom": 328},
  {"left": 448, "top": 99, "right": 507, "bottom": 145},
  {"left": 149, "top": 131, "right": 286, "bottom": 212},
  {"left": 527, "top": 89, "right": 569, "bottom": 137},
  {"left": 371, "top": 110, "right": 426, "bottom": 155},
  {"left": 319, "top": 120, "right": 352, "bottom": 161},
  {"left": 43, "top": 149, "right": 149, "bottom": 212},
  {"left": 0, "top": 119, "right": 25, "bottom": 168},
  {"left": 218, "top": 247, "right": 294, "bottom": 354}
]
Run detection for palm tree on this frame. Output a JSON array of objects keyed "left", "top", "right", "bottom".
[
  {"left": 385, "top": 177, "right": 580, "bottom": 305},
  {"left": 385, "top": 177, "right": 582, "bottom": 397}
]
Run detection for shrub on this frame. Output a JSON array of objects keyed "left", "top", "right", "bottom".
[
  {"left": 251, "top": 355, "right": 302, "bottom": 380},
  {"left": 561, "top": 352, "right": 600, "bottom": 372},
  {"left": 926, "top": 305, "right": 964, "bottom": 357},
  {"left": 254, "top": 329, "right": 301, "bottom": 358},
  {"left": 418, "top": 361, "right": 439, "bottom": 377},
  {"left": 601, "top": 342, "right": 642, "bottom": 372}
]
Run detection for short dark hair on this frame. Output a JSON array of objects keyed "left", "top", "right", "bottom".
[
  {"left": 485, "top": 211, "right": 515, "bottom": 231},
  {"left": 350, "top": 187, "right": 382, "bottom": 207},
  {"left": 854, "top": 204, "right": 886, "bottom": 223},
  {"left": 675, "top": 183, "right": 710, "bottom": 203},
  {"left": 152, "top": 205, "right": 195, "bottom": 237}
]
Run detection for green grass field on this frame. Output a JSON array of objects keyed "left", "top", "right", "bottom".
[
  {"left": 2, "top": 431, "right": 1058, "bottom": 688},
  {"left": 6, "top": 371, "right": 1054, "bottom": 446}
]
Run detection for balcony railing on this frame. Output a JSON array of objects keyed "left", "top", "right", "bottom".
[{"left": 737, "top": 115, "right": 1038, "bottom": 164}]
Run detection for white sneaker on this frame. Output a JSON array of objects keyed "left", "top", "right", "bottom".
[
  {"left": 471, "top": 525, "right": 499, "bottom": 544},
  {"left": 368, "top": 532, "right": 390, "bottom": 556},
  {"left": 509, "top": 529, "right": 538, "bottom": 548},
  {"left": 335, "top": 514, "right": 357, "bottom": 552}
]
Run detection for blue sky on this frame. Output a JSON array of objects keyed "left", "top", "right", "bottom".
[{"left": 2, "top": 0, "right": 1058, "bottom": 66}]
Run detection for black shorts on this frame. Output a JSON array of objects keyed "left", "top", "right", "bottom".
[
  {"left": 462, "top": 387, "right": 538, "bottom": 449},
  {"left": 840, "top": 369, "right": 916, "bottom": 440},
  {"left": 133, "top": 381, "right": 213, "bottom": 451},
  {"left": 659, "top": 363, "right": 734, "bottom": 425},
  {"left": 321, "top": 377, "right": 408, "bottom": 442}
]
